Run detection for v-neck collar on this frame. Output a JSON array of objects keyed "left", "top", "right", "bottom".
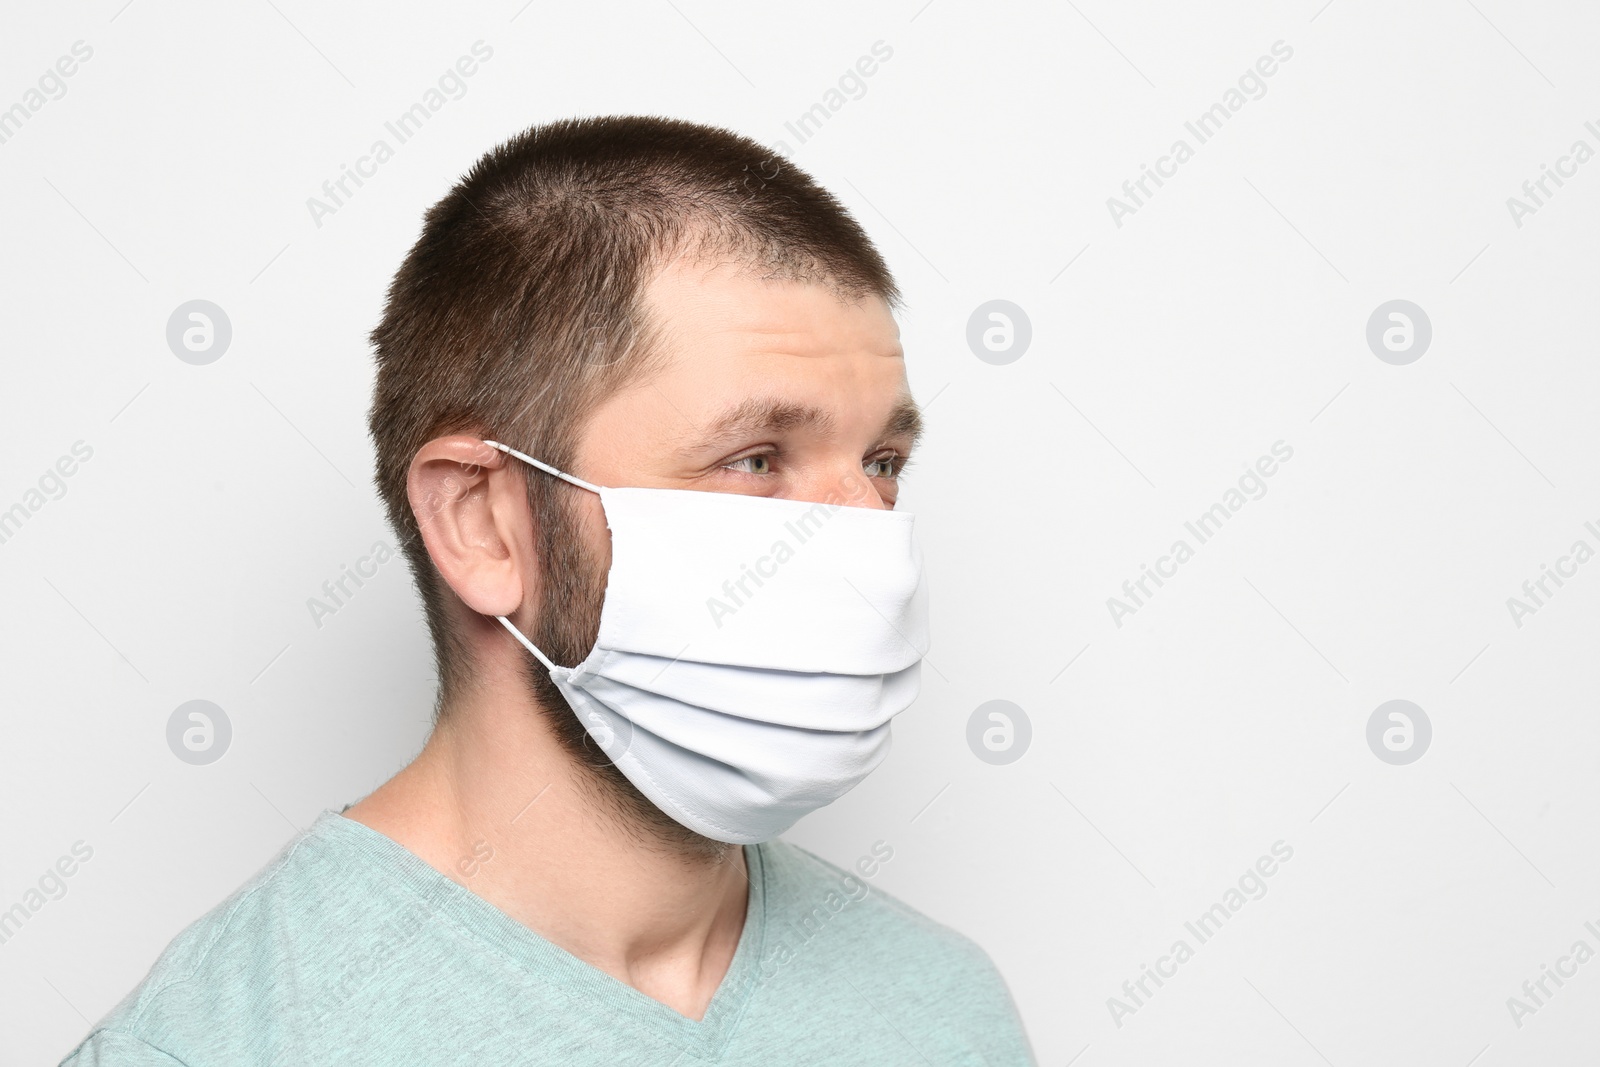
[{"left": 316, "top": 809, "right": 767, "bottom": 1060}]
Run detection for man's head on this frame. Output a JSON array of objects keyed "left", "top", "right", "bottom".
[{"left": 368, "top": 115, "right": 919, "bottom": 850}]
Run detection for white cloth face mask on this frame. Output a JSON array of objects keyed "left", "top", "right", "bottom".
[{"left": 482, "top": 440, "right": 930, "bottom": 845}]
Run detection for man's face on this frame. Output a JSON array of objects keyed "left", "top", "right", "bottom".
[{"left": 524, "top": 256, "right": 919, "bottom": 849}]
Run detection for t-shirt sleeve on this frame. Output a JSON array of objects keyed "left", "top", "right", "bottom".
[{"left": 60, "top": 1029, "right": 187, "bottom": 1067}]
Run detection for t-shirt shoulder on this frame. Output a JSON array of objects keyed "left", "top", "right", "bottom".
[
  {"left": 753, "top": 838, "right": 1035, "bottom": 1065},
  {"left": 758, "top": 836, "right": 998, "bottom": 977},
  {"left": 59, "top": 814, "right": 380, "bottom": 1064}
]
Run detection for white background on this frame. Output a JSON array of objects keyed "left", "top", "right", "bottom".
[{"left": 3, "top": 1, "right": 1599, "bottom": 1064}]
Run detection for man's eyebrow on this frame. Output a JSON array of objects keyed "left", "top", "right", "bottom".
[
  {"left": 678, "top": 394, "right": 925, "bottom": 457},
  {"left": 884, "top": 394, "right": 924, "bottom": 451},
  {"left": 678, "top": 397, "right": 838, "bottom": 457}
]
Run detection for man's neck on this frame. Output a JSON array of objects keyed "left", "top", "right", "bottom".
[{"left": 343, "top": 697, "right": 750, "bottom": 1021}]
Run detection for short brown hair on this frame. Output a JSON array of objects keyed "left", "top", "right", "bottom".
[{"left": 368, "top": 115, "right": 900, "bottom": 713}]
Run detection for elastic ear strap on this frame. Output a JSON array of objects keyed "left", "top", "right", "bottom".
[
  {"left": 496, "top": 615, "right": 557, "bottom": 673},
  {"left": 482, "top": 440, "right": 603, "bottom": 494}
]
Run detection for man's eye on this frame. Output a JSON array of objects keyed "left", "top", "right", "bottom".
[
  {"left": 865, "top": 455, "right": 901, "bottom": 479},
  {"left": 724, "top": 454, "right": 774, "bottom": 475}
]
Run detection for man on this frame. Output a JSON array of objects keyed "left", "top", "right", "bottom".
[{"left": 64, "top": 115, "right": 1034, "bottom": 1065}]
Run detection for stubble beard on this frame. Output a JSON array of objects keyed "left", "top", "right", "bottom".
[{"left": 523, "top": 488, "right": 735, "bottom": 869}]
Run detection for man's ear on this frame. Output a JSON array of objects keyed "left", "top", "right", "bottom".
[{"left": 407, "top": 436, "right": 535, "bottom": 617}]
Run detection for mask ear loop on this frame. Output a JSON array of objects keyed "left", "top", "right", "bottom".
[
  {"left": 480, "top": 439, "right": 603, "bottom": 673},
  {"left": 482, "top": 440, "right": 603, "bottom": 493},
  {"left": 496, "top": 615, "right": 557, "bottom": 672}
]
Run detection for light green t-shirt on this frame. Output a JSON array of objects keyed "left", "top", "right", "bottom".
[{"left": 62, "top": 810, "right": 1034, "bottom": 1066}]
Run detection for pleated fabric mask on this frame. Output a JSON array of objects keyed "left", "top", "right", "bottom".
[{"left": 483, "top": 440, "right": 930, "bottom": 844}]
